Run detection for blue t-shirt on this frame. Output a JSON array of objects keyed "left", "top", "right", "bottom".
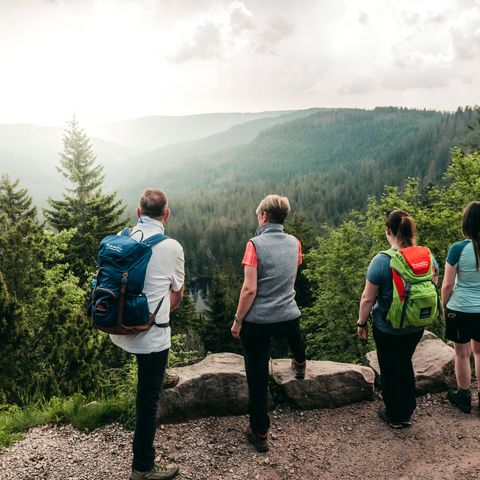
[
  {"left": 366, "top": 249, "right": 439, "bottom": 335},
  {"left": 446, "top": 240, "right": 480, "bottom": 313}
]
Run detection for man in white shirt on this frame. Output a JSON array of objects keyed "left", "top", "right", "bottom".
[{"left": 110, "top": 188, "right": 184, "bottom": 480}]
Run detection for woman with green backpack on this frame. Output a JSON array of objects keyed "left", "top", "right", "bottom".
[
  {"left": 441, "top": 201, "right": 480, "bottom": 414},
  {"left": 357, "top": 210, "right": 439, "bottom": 428}
]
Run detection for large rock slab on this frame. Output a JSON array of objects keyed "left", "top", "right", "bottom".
[
  {"left": 158, "top": 352, "right": 272, "bottom": 422},
  {"left": 270, "top": 359, "right": 375, "bottom": 409},
  {"left": 366, "top": 330, "right": 456, "bottom": 395}
]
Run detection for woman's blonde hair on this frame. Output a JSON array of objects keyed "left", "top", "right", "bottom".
[{"left": 256, "top": 194, "right": 291, "bottom": 224}]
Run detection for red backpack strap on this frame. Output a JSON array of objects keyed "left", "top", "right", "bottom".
[{"left": 380, "top": 250, "right": 407, "bottom": 302}]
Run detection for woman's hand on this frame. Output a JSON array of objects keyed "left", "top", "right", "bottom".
[
  {"left": 231, "top": 320, "right": 242, "bottom": 340},
  {"left": 357, "top": 324, "right": 368, "bottom": 341}
]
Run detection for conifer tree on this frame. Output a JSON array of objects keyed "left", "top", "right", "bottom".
[
  {"left": 44, "top": 117, "right": 127, "bottom": 279},
  {"left": 170, "top": 290, "right": 202, "bottom": 334},
  {"left": 0, "top": 272, "right": 25, "bottom": 403},
  {"left": 203, "top": 264, "right": 241, "bottom": 353},
  {"left": 0, "top": 176, "right": 44, "bottom": 299}
]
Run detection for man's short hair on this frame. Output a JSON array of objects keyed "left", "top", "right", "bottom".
[
  {"left": 256, "top": 194, "right": 291, "bottom": 224},
  {"left": 139, "top": 188, "right": 168, "bottom": 218}
]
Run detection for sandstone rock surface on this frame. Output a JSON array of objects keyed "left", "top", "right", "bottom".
[
  {"left": 158, "top": 352, "right": 257, "bottom": 422},
  {"left": 270, "top": 359, "right": 375, "bottom": 409},
  {"left": 366, "top": 330, "right": 456, "bottom": 395}
]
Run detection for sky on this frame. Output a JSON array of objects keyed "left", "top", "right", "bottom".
[{"left": 0, "top": 0, "right": 479, "bottom": 126}]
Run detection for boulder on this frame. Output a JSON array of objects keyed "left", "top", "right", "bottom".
[
  {"left": 366, "top": 330, "right": 456, "bottom": 395},
  {"left": 270, "top": 359, "right": 375, "bottom": 409},
  {"left": 158, "top": 352, "right": 272, "bottom": 422}
]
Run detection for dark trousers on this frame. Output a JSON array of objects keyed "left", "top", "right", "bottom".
[
  {"left": 240, "top": 318, "right": 306, "bottom": 434},
  {"left": 132, "top": 349, "right": 168, "bottom": 472},
  {"left": 373, "top": 326, "right": 423, "bottom": 422}
]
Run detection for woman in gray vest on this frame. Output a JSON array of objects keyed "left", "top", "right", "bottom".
[{"left": 231, "top": 194, "right": 306, "bottom": 452}]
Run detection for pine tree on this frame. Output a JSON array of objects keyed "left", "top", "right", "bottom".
[
  {"left": 170, "top": 290, "right": 202, "bottom": 334},
  {"left": 44, "top": 117, "right": 127, "bottom": 279},
  {"left": 0, "top": 176, "right": 44, "bottom": 299},
  {"left": 203, "top": 264, "right": 242, "bottom": 353},
  {"left": 0, "top": 272, "right": 26, "bottom": 403}
]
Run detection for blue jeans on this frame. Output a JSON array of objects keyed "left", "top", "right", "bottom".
[{"left": 132, "top": 349, "right": 168, "bottom": 471}]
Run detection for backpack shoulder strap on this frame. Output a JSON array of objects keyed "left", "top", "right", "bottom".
[
  {"left": 142, "top": 233, "right": 169, "bottom": 248},
  {"left": 121, "top": 227, "right": 132, "bottom": 237},
  {"left": 380, "top": 249, "right": 396, "bottom": 259}
]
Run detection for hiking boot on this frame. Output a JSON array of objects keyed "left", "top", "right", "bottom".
[
  {"left": 291, "top": 359, "right": 306, "bottom": 380},
  {"left": 447, "top": 389, "right": 472, "bottom": 413},
  {"left": 377, "top": 406, "right": 403, "bottom": 429},
  {"left": 163, "top": 370, "right": 179, "bottom": 389},
  {"left": 246, "top": 427, "right": 269, "bottom": 452},
  {"left": 130, "top": 463, "right": 179, "bottom": 480},
  {"left": 401, "top": 418, "right": 412, "bottom": 428}
]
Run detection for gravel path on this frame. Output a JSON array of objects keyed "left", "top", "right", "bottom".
[{"left": 1, "top": 393, "right": 480, "bottom": 480}]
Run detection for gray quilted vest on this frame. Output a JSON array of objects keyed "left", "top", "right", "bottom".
[{"left": 244, "top": 223, "right": 301, "bottom": 324}]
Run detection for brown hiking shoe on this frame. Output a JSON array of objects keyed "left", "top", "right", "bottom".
[
  {"left": 291, "top": 359, "right": 306, "bottom": 380},
  {"left": 246, "top": 427, "right": 269, "bottom": 452},
  {"left": 130, "top": 463, "right": 179, "bottom": 480},
  {"left": 163, "top": 370, "right": 179, "bottom": 389}
]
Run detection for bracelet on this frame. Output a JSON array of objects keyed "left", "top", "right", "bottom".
[
  {"left": 234, "top": 314, "right": 242, "bottom": 324},
  {"left": 357, "top": 321, "right": 368, "bottom": 327}
]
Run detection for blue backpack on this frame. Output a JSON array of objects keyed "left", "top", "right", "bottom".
[{"left": 87, "top": 228, "right": 168, "bottom": 335}]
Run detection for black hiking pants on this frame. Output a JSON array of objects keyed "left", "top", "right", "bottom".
[
  {"left": 373, "top": 326, "right": 423, "bottom": 422},
  {"left": 132, "top": 348, "right": 168, "bottom": 472},
  {"left": 240, "top": 318, "right": 306, "bottom": 434}
]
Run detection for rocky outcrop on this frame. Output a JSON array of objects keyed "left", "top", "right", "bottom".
[
  {"left": 270, "top": 360, "right": 375, "bottom": 409},
  {"left": 366, "top": 330, "right": 456, "bottom": 395},
  {"left": 159, "top": 353, "right": 376, "bottom": 422},
  {"left": 158, "top": 352, "right": 264, "bottom": 422}
]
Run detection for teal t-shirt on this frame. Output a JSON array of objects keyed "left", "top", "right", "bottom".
[
  {"left": 366, "top": 249, "right": 439, "bottom": 335},
  {"left": 446, "top": 240, "right": 480, "bottom": 313}
]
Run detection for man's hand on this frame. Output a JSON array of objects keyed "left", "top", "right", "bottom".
[
  {"left": 231, "top": 320, "right": 242, "bottom": 340},
  {"left": 357, "top": 325, "right": 368, "bottom": 341}
]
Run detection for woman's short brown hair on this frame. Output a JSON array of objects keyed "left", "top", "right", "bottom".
[
  {"left": 256, "top": 195, "right": 291, "bottom": 224},
  {"left": 139, "top": 188, "right": 168, "bottom": 218}
]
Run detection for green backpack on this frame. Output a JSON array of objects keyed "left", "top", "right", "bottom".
[{"left": 381, "top": 246, "right": 439, "bottom": 329}]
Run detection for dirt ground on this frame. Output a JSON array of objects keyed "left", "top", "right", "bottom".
[{"left": 1, "top": 392, "right": 479, "bottom": 480}]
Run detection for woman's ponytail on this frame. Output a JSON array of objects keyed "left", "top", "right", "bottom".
[{"left": 386, "top": 210, "right": 416, "bottom": 248}]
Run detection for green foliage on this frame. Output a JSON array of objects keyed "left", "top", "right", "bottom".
[
  {"left": 0, "top": 393, "right": 135, "bottom": 451},
  {"left": 0, "top": 176, "right": 45, "bottom": 300},
  {"left": 303, "top": 149, "right": 480, "bottom": 363},
  {"left": 44, "top": 116, "right": 127, "bottom": 279},
  {"left": 165, "top": 107, "right": 478, "bottom": 282},
  {"left": 170, "top": 290, "right": 203, "bottom": 334},
  {"left": 169, "top": 331, "right": 206, "bottom": 367},
  {"left": 203, "top": 265, "right": 242, "bottom": 353}
]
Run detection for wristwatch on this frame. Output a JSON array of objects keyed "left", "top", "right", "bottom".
[
  {"left": 234, "top": 314, "right": 242, "bottom": 324},
  {"left": 356, "top": 321, "right": 368, "bottom": 327}
]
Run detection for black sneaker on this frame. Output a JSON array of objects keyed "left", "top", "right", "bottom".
[
  {"left": 447, "top": 389, "right": 472, "bottom": 413},
  {"left": 246, "top": 427, "right": 269, "bottom": 452},
  {"left": 291, "top": 359, "right": 306, "bottom": 380},
  {"left": 377, "top": 406, "right": 403, "bottom": 429}
]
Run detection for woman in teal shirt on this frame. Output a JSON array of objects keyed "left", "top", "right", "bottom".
[{"left": 442, "top": 201, "right": 480, "bottom": 414}]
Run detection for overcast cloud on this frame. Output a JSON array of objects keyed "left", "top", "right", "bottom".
[{"left": 0, "top": 0, "right": 478, "bottom": 125}]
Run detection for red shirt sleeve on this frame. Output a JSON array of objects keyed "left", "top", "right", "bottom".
[{"left": 242, "top": 241, "right": 258, "bottom": 267}]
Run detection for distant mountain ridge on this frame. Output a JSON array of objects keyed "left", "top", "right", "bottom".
[{"left": 89, "top": 111, "right": 293, "bottom": 150}]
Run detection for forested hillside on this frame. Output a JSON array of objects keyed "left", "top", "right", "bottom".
[
  {"left": 163, "top": 107, "right": 479, "bottom": 281},
  {"left": 0, "top": 106, "right": 479, "bottom": 416}
]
